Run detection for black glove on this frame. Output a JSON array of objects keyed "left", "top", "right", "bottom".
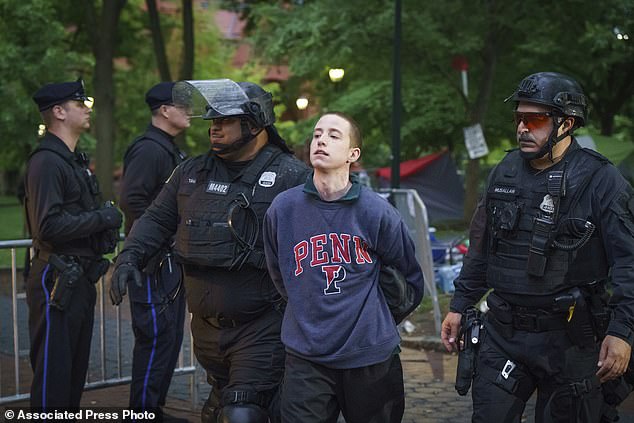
[
  {"left": 379, "top": 265, "right": 417, "bottom": 324},
  {"left": 98, "top": 205, "right": 123, "bottom": 230},
  {"left": 109, "top": 262, "right": 143, "bottom": 305},
  {"left": 91, "top": 229, "right": 120, "bottom": 255}
]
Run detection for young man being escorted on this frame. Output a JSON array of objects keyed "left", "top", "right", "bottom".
[{"left": 263, "top": 112, "right": 425, "bottom": 423}]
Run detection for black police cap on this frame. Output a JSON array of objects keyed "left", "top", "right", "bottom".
[
  {"left": 145, "top": 81, "right": 175, "bottom": 110},
  {"left": 32, "top": 79, "right": 90, "bottom": 112}
]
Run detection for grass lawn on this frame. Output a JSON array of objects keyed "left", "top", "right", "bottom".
[
  {"left": 0, "top": 196, "right": 26, "bottom": 239},
  {"left": 0, "top": 196, "right": 28, "bottom": 269},
  {"left": 589, "top": 130, "right": 634, "bottom": 164}
]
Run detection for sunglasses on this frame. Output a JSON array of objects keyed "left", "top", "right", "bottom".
[
  {"left": 513, "top": 111, "right": 554, "bottom": 131},
  {"left": 71, "top": 96, "right": 95, "bottom": 109}
]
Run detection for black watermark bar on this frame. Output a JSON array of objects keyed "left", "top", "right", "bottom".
[{"left": 2, "top": 407, "right": 160, "bottom": 422}]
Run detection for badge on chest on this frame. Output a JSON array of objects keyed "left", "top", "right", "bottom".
[
  {"left": 539, "top": 194, "right": 555, "bottom": 214},
  {"left": 259, "top": 171, "right": 276, "bottom": 187}
]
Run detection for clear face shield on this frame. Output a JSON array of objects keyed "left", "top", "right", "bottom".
[{"left": 172, "top": 79, "right": 275, "bottom": 127}]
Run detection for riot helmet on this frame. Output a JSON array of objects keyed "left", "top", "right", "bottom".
[
  {"left": 506, "top": 72, "right": 587, "bottom": 128},
  {"left": 172, "top": 79, "right": 279, "bottom": 154},
  {"left": 506, "top": 72, "right": 587, "bottom": 161},
  {"left": 236, "top": 81, "right": 292, "bottom": 153}
]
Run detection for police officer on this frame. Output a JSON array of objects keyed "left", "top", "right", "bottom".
[
  {"left": 441, "top": 72, "right": 634, "bottom": 422},
  {"left": 110, "top": 79, "right": 310, "bottom": 423},
  {"left": 117, "top": 82, "right": 189, "bottom": 420},
  {"left": 25, "top": 79, "right": 122, "bottom": 409}
]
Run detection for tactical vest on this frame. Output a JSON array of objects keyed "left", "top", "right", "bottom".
[
  {"left": 26, "top": 145, "right": 104, "bottom": 255},
  {"left": 485, "top": 147, "right": 609, "bottom": 296},
  {"left": 174, "top": 145, "right": 292, "bottom": 270}
]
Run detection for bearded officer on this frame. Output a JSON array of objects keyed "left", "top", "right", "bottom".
[{"left": 110, "top": 79, "right": 310, "bottom": 423}]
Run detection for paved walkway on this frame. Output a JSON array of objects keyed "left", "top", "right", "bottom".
[
  {"left": 81, "top": 339, "right": 634, "bottom": 423},
  {"left": 5, "top": 338, "right": 634, "bottom": 422}
]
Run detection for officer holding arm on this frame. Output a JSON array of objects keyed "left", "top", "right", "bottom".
[
  {"left": 25, "top": 79, "right": 122, "bottom": 409},
  {"left": 441, "top": 72, "right": 634, "bottom": 422},
  {"left": 110, "top": 79, "right": 310, "bottom": 423}
]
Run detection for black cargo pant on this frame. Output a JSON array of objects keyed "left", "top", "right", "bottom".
[
  {"left": 281, "top": 352, "right": 405, "bottom": 423},
  {"left": 128, "top": 272, "right": 186, "bottom": 412},
  {"left": 191, "top": 308, "right": 285, "bottom": 421},
  {"left": 26, "top": 257, "right": 96, "bottom": 409},
  {"left": 471, "top": 315, "right": 603, "bottom": 423}
]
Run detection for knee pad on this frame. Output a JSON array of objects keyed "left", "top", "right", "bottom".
[{"left": 219, "top": 404, "right": 268, "bottom": 423}]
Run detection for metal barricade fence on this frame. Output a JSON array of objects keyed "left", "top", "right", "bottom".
[
  {"left": 0, "top": 239, "right": 200, "bottom": 407},
  {"left": 378, "top": 189, "right": 442, "bottom": 335}
]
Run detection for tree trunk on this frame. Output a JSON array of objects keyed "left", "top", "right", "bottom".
[
  {"left": 600, "top": 112, "right": 615, "bottom": 136},
  {"left": 86, "top": 0, "right": 126, "bottom": 201},
  {"left": 463, "top": 10, "right": 498, "bottom": 223},
  {"left": 180, "top": 0, "right": 194, "bottom": 80},
  {"left": 146, "top": 0, "right": 172, "bottom": 81}
]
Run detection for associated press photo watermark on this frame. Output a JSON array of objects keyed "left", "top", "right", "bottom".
[{"left": 3, "top": 407, "right": 158, "bottom": 421}]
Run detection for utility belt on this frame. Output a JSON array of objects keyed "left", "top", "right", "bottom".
[
  {"left": 487, "top": 296, "right": 568, "bottom": 333},
  {"left": 35, "top": 249, "right": 110, "bottom": 283},
  {"left": 203, "top": 301, "right": 284, "bottom": 330},
  {"left": 487, "top": 282, "right": 610, "bottom": 347},
  {"left": 35, "top": 249, "right": 110, "bottom": 311}
]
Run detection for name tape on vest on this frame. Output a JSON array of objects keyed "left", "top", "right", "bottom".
[
  {"left": 206, "top": 180, "right": 230, "bottom": 195},
  {"left": 493, "top": 186, "right": 517, "bottom": 195}
]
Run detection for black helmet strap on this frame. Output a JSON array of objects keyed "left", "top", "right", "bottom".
[
  {"left": 546, "top": 118, "right": 571, "bottom": 162},
  {"left": 211, "top": 117, "right": 263, "bottom": 155},
  {"left": 520, "top": 114, "right": 570, "bottom": 162}
]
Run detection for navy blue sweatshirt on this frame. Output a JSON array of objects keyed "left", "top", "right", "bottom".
[{"left": 263, "top": 176, "right": 424, "bottom": 369}]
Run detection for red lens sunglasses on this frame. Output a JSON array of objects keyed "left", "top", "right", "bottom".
[{"left": 513, "top": 111, "right": 554, "bottom": 131}]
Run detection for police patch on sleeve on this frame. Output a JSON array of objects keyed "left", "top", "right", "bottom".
[{"left": 259, "top": 171, "right": 276, "bottom": 187}]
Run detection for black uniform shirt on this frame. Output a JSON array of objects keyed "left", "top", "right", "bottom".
[
  {"left": 119, "top": 124, "right": 183, "bottom": 235},
  {"left": 24, "top": 133, "right": 105, "bottom": 256},
  {"left": 451, "top": 141, "right": 634, "bottom": 344}
]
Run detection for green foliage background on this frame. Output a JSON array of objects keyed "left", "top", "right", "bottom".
[
  {"left": 0, "top": 0, "right": 632, "bottom": 192},
  {"left": 243, "top": 0, "right": 634, "bottom": 171}
]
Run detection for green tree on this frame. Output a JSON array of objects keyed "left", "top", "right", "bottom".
[
  {"left": 0, "top": 0, "right": 90, "bottom": 175},
  {"left": 245, "top": 0, "right": 533, "bottom": 219},
  {"left": 86, "top": 0, "right": 127, "bottom": 201},
  {"left": 0, "top": 0, "right": 264, "bottom": 198},
  {"left": 519, "top": 0, "right": 634, "bottom": 136},
  {"left": 242, "top": 0, "right": 634, "bottom": 221},
  {"left": 0, "top": 0, "right": 127, "bottom": 200}
]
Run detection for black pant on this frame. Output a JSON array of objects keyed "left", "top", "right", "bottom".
[
  {"left": 281, "top": 352, "right": 405, "bottom": 423},
  {"left": 129, "top": 273, "right": 186, "bottom": 411},
  {"left": 471, "top": 316, "right": 603, "bottom": 423},
  {"left": 191, "top": 308, "right": 285, "bottom": 420},
  {"left": 26, "top": 257, "right": 96, "bottom": 409}
]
